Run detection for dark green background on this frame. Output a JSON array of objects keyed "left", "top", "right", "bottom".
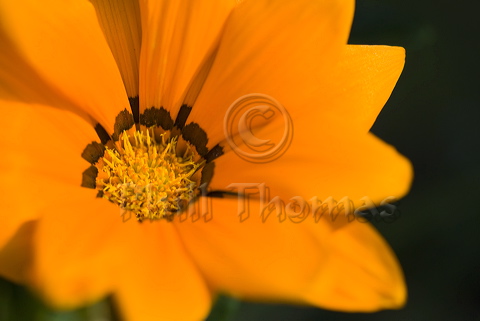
[{"left": 1, "top": 0, "right": 479, "bottom": 320}]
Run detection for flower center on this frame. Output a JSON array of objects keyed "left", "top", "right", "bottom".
[{"left": 94, "top": 128, "right": 203, "bottom": 222}]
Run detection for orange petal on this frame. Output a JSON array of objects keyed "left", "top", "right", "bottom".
[
  {"left": 89, "top": 0, "right": 142, "bottom": 98},
  {"left": 114, "top": 220, "right": 211, "bottom": 321},
  {"left": 189, "top": 0, "right": 354, "bottom": 147},
  {"left": 211, "top": 132, "right": 412, "bottom": 210},
  {"left": 0, "top": 0, "right": 129, "bottom": 133},
  {"left": 32, "top": 190, "right": 211, "bottom": 318},
  {"left": 138, "top": 0, "right": 237, "bottom": 115},
  {"left": 31, "top": 192, "right": 127, "bottom": 308},
  {"left": 177, "top": 197, "right": 406, "bottom": 311},
  {"left": 0, "top": 220, "right": 35, "bottom": 283},
  {"left": 304, "top": 217, "right": 406, "bottom": 311},
  {"left": 0, "top": 101, "right": 98, "bottom": 249},
  {"left": 316, "top": 45, "right": 406, "bottom": 133}
]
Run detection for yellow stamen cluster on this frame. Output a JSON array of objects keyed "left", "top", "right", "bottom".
[{"left": 95, "top": 129, "right": 202, "bottom": 221}]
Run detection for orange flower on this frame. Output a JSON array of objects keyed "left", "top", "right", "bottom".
[{"left": 0, "top": 0, "right": 412, "bottom": 320}]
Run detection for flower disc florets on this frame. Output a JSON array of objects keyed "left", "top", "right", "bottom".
[{"left": 95, "top": 128, "right": 203, "bottom": 222}]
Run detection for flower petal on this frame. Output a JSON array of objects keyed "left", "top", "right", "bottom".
[
  {"left": 89, "top": 0, "right": 142, "bottom": 98},
  {"left": 304, "top": 217, "right": 406, "bottom": 311},
  {"left": 211, "top": 132, "right": 412, "bottom": 209},
  {"left": 177, "top": 197, "right": 406, "bottom": 311},
  {"left": 318, "top": 45, "right": 406, "bottom": 132},
  {"left": 31, "top": 192, "right": 210, "bottom": 319},
  {"left": 0, "top": 0, "right": 129, "bottom": 133},
  {"left": 31, "top": 193, "right": 123, "bottom": 308},
  {"left": 0, "top": 101, "right": 98, "bottom": 248},
  {"left": 188, "top": 0, "right": 354, "bottom": 147},
  {"left": 114, "top": 220, "right": 211, "bottom": 321},
  {"left": 139, "top": 0, "right": 237, "bottom": 114},
  {"left": 0, "top": 220, "right": 35, "bottom": 283}
]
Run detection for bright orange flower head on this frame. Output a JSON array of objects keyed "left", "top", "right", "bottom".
[{"left": 0, "top": 0, "right": 412, "bottom": 320}]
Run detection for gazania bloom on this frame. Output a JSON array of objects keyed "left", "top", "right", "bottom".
[{"left": 0, "top": 0, "right": 412, "bottom": 320}]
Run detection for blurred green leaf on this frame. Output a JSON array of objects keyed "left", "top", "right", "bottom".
[
  {"left": 205, "top": 294, "right": 240, "bottom": 321},
  {"left": 0, "top": 277, "right": 112, "bottom": 321}
]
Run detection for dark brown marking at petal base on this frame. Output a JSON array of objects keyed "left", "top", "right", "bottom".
[
  {"left": 207, "top": 191, "right": 240, "bottom": 198},
  {"left": 129, "top": 96, "right": 140, "bottom": 123},
  {"left": 94, "top": 124, "right": 111, "bottom": 144},
  {"left": 182, "top": 123, "right": 208, "bottom": 156},
  {"left": 200, "top": 162, "right": 214, "bottom": 186},
  {"left": 112, "top": 109, "right": 135, "bottom": 141},
  {"left": 81, "top": 142, "right": 106, "bottom": 164},
  {"left": 96, "top": 190, "right": 104, "bottom": 198},
  {"left": 140, "top": 107, "right": 174, "bottom": 130},
  {"left": 81, "top": 166, "right": 98, "bottom": 189},
  {"left": 206, "top": 191, "right": 225, "bottom": 198},
  {"left": 174, "top": 104, "right": 192, "bottom": 129},
  {"left": 204, "top": 144, "right": 224, "bottom": 163}
]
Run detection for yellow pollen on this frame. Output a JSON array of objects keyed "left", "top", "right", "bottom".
[{"left": 95, "top": 128, "right": 203, "bottom": 221}]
